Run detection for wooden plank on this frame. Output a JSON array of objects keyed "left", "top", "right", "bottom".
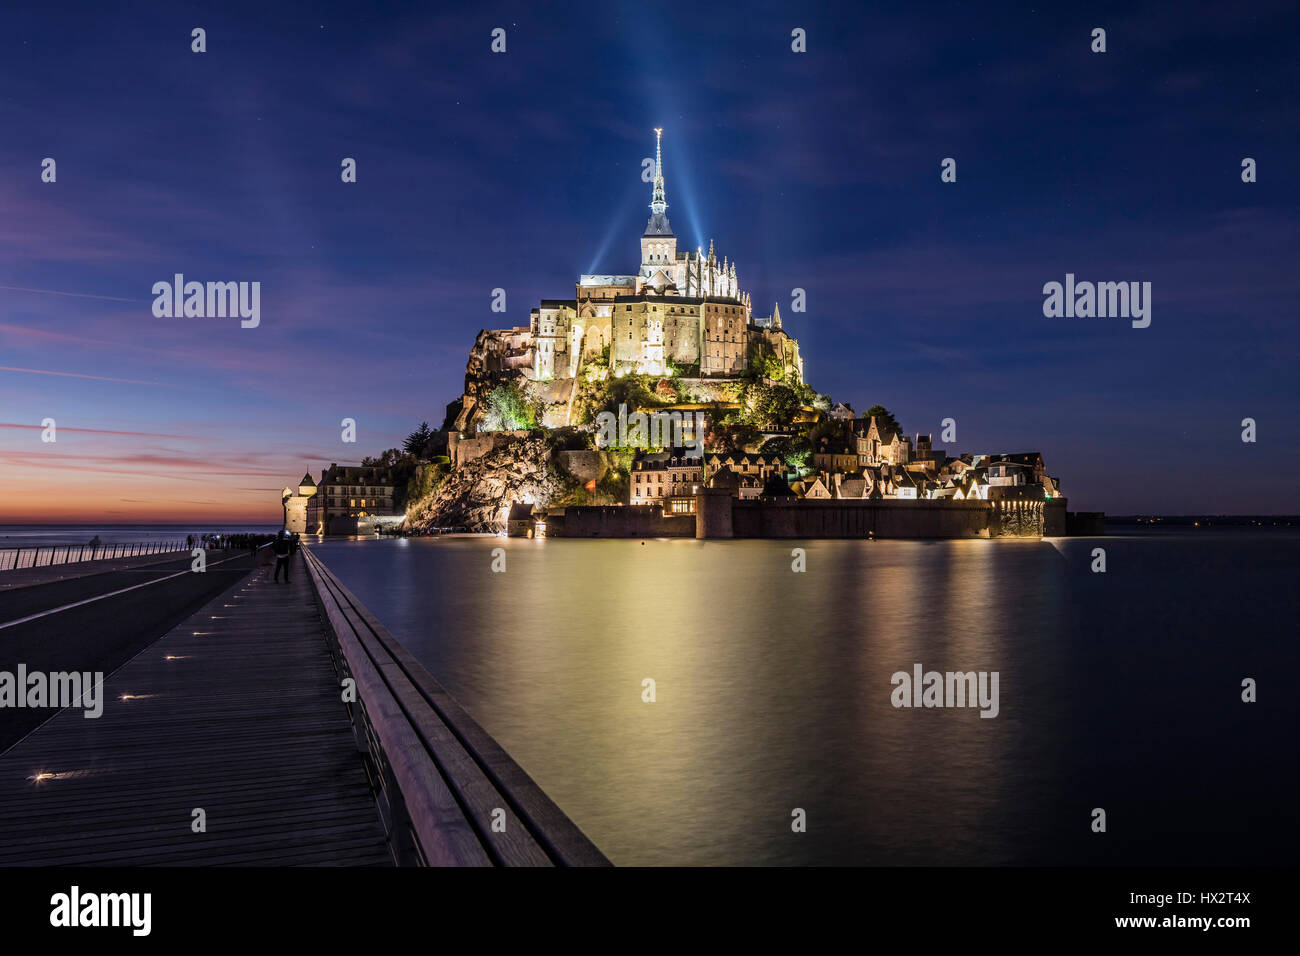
[
  {"left": 310, "top": 569, "right": 492, "bottom": 866},
  {"left": 0, "top": 554, "right": 393, "bottom": 867},
  {"left": 303, "top": 546, "right": 610, "bottom": 867}
]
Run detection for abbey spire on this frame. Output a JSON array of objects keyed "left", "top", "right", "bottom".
[
  {"left": 509, "top": 128, "right": 801, "bottom": 385},
  {"left": 643, "top": 128, "right": 673, "bottom": 238},
  {"left": 650, "top": 127, "right": 667, "bottom": 215}
]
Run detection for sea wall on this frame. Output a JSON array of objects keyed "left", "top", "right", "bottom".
[
  {"left": 724, "top": 497, "right": 1001, "bottom": 539},
  {"left": 358, "top": 515, "right": 406, "bottom": 535},
  {"left": 547, "top": 495, "right": 1087, "bottom": 539},
  {"left": 556, "top": 506, "right": 695, "bottom": 538}
]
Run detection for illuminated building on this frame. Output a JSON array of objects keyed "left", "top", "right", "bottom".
[{"left": 496, "top": 130, "right": 802, "bottom": 382}]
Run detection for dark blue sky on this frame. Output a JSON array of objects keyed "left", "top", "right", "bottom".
[{"left": 2, "top": 0, "right": 1297, "bottom": 519}]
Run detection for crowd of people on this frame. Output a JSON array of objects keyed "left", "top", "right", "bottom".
[{"left": 184, "top": 532, "right": 280, "bottom": 551}]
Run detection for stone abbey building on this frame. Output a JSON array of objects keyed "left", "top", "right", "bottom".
[{"left": 483, "top": 130, "right": 802, "bottom": 383}]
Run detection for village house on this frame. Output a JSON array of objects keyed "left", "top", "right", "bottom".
[
  {"left": 705, "top": 451, "right": 785, "bottom": 485},
  {"left": 811, "top": 436, "right": 860, "bottom": 474},
  {"left": 707, "top": 465, "right": 766, "bottom": 499},
  {"left": 796, "top": 474, "right": 833, "bottom": 499},
  {"left": 952, "top": 470, "right": 990, "bottom": 501},
  {"left": 892, "top": 469, "right": 921, "bottom": 499},
  {"left": 856, "top": 415, "right": 912, "bottom": 467},
  {"left": 630, "top": 449, "right": 705, "bottom": 511},
  {"left": 832, "top": 474, "right": 871, "bottom": 499},
  {"left": 909, "top": 434, "right": 948, "bottom": 473},
  {"left": 308, "top": 463, "right": 403, "bottom": 535},
  {"left": 507, "top": 502, "right": 538, "bottom": 537}
]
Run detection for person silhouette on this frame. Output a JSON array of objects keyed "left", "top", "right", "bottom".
[{"left": 272, "top": 530, "right": 292, "bottom": 583}]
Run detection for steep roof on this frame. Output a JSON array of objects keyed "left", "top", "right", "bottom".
[
  {"left": 863, "top": 415, "right": 900, "bottom": 445},
  {"left": 643, "top": 211, "right": 674, "bottom": 237},
  {"left": 708, "top": 466, "right": 740, "bottom": 489},
  {"left": 762, "top": 474, "right": 797, "bottom": 497},
  {"left": 837, "top": 478, "right": 869, "bottom": 499},
  {"left": 707, "top": 451, "right": 782, "bottom": 466}
]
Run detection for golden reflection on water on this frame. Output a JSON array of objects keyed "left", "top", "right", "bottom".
[{"left": 328, "top": 536, "right": 1068, "bottom": 865}]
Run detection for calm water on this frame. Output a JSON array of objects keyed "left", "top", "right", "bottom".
[{"left": 312, "top": 530, "right": 1299, "bottom": 866}]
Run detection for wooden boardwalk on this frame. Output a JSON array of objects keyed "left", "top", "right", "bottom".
[
  {"left": 0, "top": 553, "right": 392, "bottom": 866},
  {"left": 304, "top": 547, "right": 610, "bottom": 866}
]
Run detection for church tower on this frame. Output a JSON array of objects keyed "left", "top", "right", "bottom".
[{"left": 639, "top": 128, "right": 678, "bottom": 292}]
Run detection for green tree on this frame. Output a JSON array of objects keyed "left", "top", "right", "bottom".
[
  {"left": 865, "top": 404, "right": 902, "bottom": 435},
  {"left": 404, "top": 422, "right": 432, "bottom": 455},
  {"left": 758, "top": 352, "right": 785, "bottom": 381},
  {"left": 762, "top": 435, "right": 812, "bottom": 475},
  {"left": 742, "top": 381, "right": 803, "bottom": 429},
  {"left": 601, "top": 374, "right": 658, "bottom": 417},
  {"left": 480, "top": 382, "right": 537, "bottom": 431}
]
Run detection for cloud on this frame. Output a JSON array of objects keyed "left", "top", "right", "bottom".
[
  {"left": 0, "top": 366, "right": 176, "bottom": 386},
  {"left": 0, "top": 285, "right": 141, "bottom": 302},
  {"left": 0, "top": 422, "right": 195, "bottom": 439}
]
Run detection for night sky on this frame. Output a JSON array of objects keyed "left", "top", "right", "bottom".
[{"left": 2, "top": 1, "right": 1296, "bottom": 522}]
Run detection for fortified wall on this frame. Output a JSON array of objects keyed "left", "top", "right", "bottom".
[
  {"left": 448, "top": 429, "right": 531, "bottom": 468},
  {"left": 554, "top": 506, "right": 695, "bottom": 538},
  {"left": 712, "top": 495, "right": 1060, "bottom": 539},
  {"left": 551, "top": 492, "right": 1069, "bottom": 539}
]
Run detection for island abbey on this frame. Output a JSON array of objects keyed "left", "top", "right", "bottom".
[{"left": 486, "top": 130, "right": 802, "bottom": 382}]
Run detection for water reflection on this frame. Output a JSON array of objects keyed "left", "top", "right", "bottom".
[{"left": 312, "top": 533, "right": 1297, "bottom": 866}]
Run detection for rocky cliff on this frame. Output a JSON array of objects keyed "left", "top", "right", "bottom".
[{"left": 405, "top": 434, "right": 567, "bottom": 533}]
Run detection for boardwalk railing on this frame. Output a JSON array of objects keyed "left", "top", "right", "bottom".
[
  {"left": 302, "top": 546, "right": 610, "bottom": 867},
  {"left": 0, "top": 540, "right": 186, "bottom": 572}
]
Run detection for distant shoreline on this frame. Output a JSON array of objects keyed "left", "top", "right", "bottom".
[
  {"left": 0, "top": 522, "right": 282, "bottom": 528},
  {"left": 1106, "top": 515, "right": 1299, "bottom": 526}
]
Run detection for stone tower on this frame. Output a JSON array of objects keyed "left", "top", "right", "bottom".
[
  {"left": 639, "top": 128, "right": 678, "bottom": 291},
  {"left": 282, "top": 471, "right": 317, "bottom": 533}
]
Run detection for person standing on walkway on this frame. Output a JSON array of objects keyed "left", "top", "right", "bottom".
[{"left": 272, "top": 530, "right": 292, "bottom": 583}]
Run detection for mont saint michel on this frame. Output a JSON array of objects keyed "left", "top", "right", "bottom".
[
  {"left": 3, "top": 0, "right": 1292, "bottom": 921},
  {"left": 280, "top": 131, "right": 1094, "bottom": 541}
]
